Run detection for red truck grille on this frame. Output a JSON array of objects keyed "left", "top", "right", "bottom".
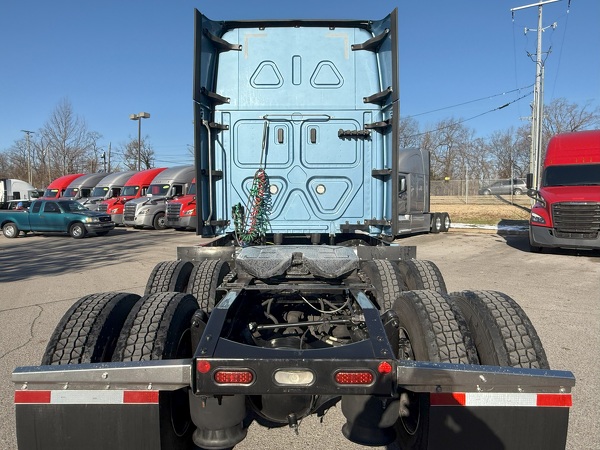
[
  {"left": 552, "top": 202, "right": 600, "bottom": 238},
  {"left": 97, "top": 203, "right": 108, "bottom": 213}
]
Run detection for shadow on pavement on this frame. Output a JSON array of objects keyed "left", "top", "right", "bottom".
[{"left": 0, "top": 228, "right": 163, "bottom": 283}]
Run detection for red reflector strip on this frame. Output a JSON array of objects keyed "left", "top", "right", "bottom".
[
  {"left": 14, "top": 390, "right": 51, "bottom": 404},
  {"left": 123, "top": 390, "right": 159, "bottom": 404},
  {"left": 430, "top": 393, "right": 466, "bottom": 406},
  {"left": 537, "top": 393, "right": 573, "bottom": 407},
  {"left": 430, "top": 392, "right": 572, "bottom": 408},
  {"left": 214, "top": 370, "right": 254, "bottom": 384},
  {"left": 14, "top": 390, "right": 159, "bottom": 405},
  {"left": 334, "top": 371, "right": 374, "bottom": 385}
]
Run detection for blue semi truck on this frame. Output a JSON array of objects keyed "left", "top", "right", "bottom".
[{"left": 13, "top": 9, "right": 573, "bottom": 450}]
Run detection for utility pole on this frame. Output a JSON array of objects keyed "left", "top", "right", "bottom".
[
  {"left": 108, "top": 142, "right": 112, "bottom": 172},
  {"left": 511, "top": 0, "right": 560, "bottom": 189},
  {"left": 20, "top": 130, "right": 35, "bottom": 185}
]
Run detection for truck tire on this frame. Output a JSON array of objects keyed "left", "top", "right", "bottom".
[
  {"left": 112, "top": 292, "right": 199, "bottom": 447},
  {"left": 430, "top": 213, "right": 442, "bottom": 233},
  {"left": 396, "top": 259, "right": 447, "bottom": 293},
  {"left": 360, "top": 260, "right": 406, "bottom": 311},
  {"left": 187, "top": 259, "right": 231, "bottom": 312},
  {"left": 449, "top": 290, "right": 550, "bottom": 369},
  {"left": 153, "top": 212, "right": 167, "bottom": 230},
  {"left": 2, "top": 222, "right": 19, "bottom": 238},
  {"left": 440, "top": 212, "right": 451, "bottom": 232},
  {"left": 392, "top": 290, "right": 478, "bottom": 449},
  {"left": 69, "top": 222, "right": 86, "bottom": 239},
  {"left": 145, "top": 260, "right": 194, "bottom": 295},
  {"left": 42, "top": 292, "right": 141, "bottom": 365}
]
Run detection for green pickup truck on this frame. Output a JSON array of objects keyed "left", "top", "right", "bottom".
[{"left": 0, "top": 199, "right": 115, "bottom": 239}]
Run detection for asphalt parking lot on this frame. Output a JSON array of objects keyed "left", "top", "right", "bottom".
[{"left": 0, "top": 228, "right": 598, "bottom": 449}]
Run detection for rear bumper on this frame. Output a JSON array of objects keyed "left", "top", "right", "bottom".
[{"left": 530, "top": 224, "right": 600, "bottom": 250}]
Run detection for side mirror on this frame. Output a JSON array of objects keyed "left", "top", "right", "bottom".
[
  {"left": 526, "top": 173, "right": 534, "bottom": 190},
  {"left": 399, "top": 177, "right": 407, "bottom": 193}
]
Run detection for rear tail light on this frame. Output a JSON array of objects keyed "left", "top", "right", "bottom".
[
  {"left": 334, "top": 370, "right": 374, "bottom": 385},
  {"left": 214, "top": 370, "right": 254, "bottom": 385}
]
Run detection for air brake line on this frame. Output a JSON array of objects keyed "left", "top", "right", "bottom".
[{"left": 233, "top": 121, "right": 272, "bottom": 245}]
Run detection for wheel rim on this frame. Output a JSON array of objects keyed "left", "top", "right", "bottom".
[
  {"left": 5, "top": 225, "right": 16, "bottom": 237},
  {"left": 73, "top": 225, "right": 83, "bottom": 237},
  {"left": 156, "top": 214, "right": 166, "bottom": 229},
  {"left": 444, "top": 216, "right": 451, "bottom": 229}
]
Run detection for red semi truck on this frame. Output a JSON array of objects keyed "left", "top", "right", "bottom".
[
  {"left": 98, "top": 167, "right": 167, "bottom": 225},
  {"left": 40, "top": 173, "right": 85, "bottom": 199},
  {"left": 528, "top": 129, "right": 600, "bottom": 252},
  {"left": 166, "top": 178, "right": 196, "bottom": 230}
]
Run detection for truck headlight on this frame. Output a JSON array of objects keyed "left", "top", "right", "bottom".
[
  {"left": 530, "top": 212, "right": 546, "bottom": 224},
  {"left": 184, "top": 209, "right": 195, "bottom": 215},
  {"left": 84, "top": 217, "right": 100, "bottom": 223},
  {"left": 139, "top": 208, "right": 150, "bottom": 215}
]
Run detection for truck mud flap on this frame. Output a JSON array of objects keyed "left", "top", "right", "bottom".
[
  {"left": 425, "top": 393, "right": 570, "bottom": 450},
  {"left": 15, "top": 391, "right": 163, "bottom": 450}
]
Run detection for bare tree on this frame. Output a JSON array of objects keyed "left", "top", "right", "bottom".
[
  {"left": 398, "top": 117, "right": 421, "bottom": 149},
  {"left": 119, "top": 136, "right": 155, "bottom": 170},
  {"left": 487, "top": 129, "right": 528, "bottom": 179},
  {"left": 40, "top": 98, "right": 101, "bottom": 177},
  {"left": 422, "top": 119, "right": 473, "bottom": 180}
]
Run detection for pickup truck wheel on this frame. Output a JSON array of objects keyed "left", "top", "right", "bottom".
[
  {"left": 41, "top": 292, "right": 141, "bottom": 365},
  {"left": 187, "top": 259, "right": 231, "bottom": 312},
  {"left": 153, "top": 212, "right": 167, "bottom": 230},
  {"left": 392, "top": 290, "right": 478, "bottom": 449},
  {"left": 396, "top": 259, "right": 447, "bottom": 293},
  {"left": 361, "top": 260, "right": 405, "bottom": 311},
  {"left": 69, "top": 222, "right": 86, "bottom": 239},
  {"left": 449, "top": 290, "right": 549, "bottom": 369},
  {"left": 145, "top": 260, "right": 194, "bottom": 295},
  {"left": 2, "top": 222, "right": 19, "bottom": 238},
  {"left": 113, "top": 292, "right": 199, "bottom": 446}
]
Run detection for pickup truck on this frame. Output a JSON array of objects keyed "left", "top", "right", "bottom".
[{"left": 0, "top": 199, "right": 115, "bottom": 239}]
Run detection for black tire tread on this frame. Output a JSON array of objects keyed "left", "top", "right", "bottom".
[
  {"left": 42, "top": 292, "right": 141, "bottom": 365},
  {"left": 144, "top": 260, "right": 194, "bottom": 295},
  {"left": 393, "top": 290, "right": 477, "bottom": 364},
  {"left": 361, "top": 260, "right": 405, "bottom": 311},
  {"left": 397, "top": 259, "right": 447, "bottom": 293},
  {"left": 113, "top": 292, "right": 199, "bottom": 362},
  {"left": 186, "top": 260, "right": 231, "bottom": 312},
  {"left": 449, "top": 290, "right": 549, "bottom": 369}
]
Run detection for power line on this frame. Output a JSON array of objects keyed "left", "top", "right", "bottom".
[
  {"left": 402, "top": 83, "right": 534, "bottom": 119},
  {"left": 407, "top": 90, "right": 533, "bottom": 139}
]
